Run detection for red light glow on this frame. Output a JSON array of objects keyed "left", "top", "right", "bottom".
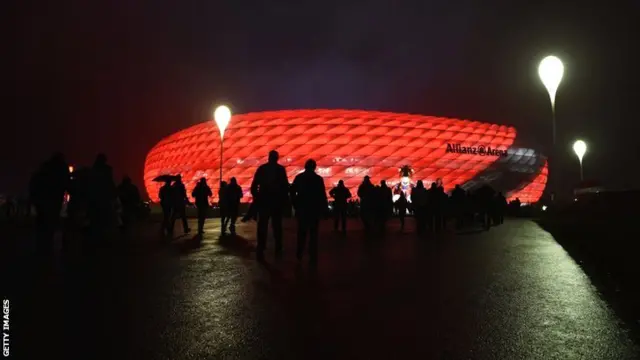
[
  {"left": 144, "top": 109, "right": 545, "bottom": 203},
  {"left": 507, "top": 160, "right": 548, "bottom": 204}
]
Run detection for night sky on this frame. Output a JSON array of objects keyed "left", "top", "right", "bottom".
[{"left": 6, "top": 1, "right": 640, "bottom": 196}]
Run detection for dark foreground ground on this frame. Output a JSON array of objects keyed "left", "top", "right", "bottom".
[
  {"left": 537, "top": 211, "right": 640, "bottom": 344},
  {"left": 2, "top": 218, "right": 639, "bottom": 359}
]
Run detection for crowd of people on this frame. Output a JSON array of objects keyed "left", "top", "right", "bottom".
[
  {"left": 20, "top": 150, "right": 517, "bottom": 266},
  {"left": 27, "top": 153, "right": 143, "bottom": 255},
  {"left": 201, "top": 150, "right": 515, "bottom": 266}
]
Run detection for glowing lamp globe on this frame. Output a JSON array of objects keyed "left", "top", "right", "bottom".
[
  {"left": 573, "top": 140, "right": 587, "bottom": 163},
  {"left": 214, "top": 105, "right": 232, "bottom": 139},
  {"left": 538, "top": 56, "right": 564, "bottom": 107}
]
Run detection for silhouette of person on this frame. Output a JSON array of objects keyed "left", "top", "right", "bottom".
[
  {"left": 475, "top": 184, "right": 495, "bottom": 230},
  {"left": 67, "top": 166, "right": 90, "bottom": 228},
  {"left": 426, "top": 182, "right": 440, "bottom": 233},
  {"left": 434, "top": 182, "right": 448, "bottom": 232},
  {"left": 159, "top": 180, "right": 174, "bottom": 235},
  {"left": 495, "top": 192, "right": 507, "bottom": 225},
  {"left": 223, "top": 177, "right": 243, "bottom": 235},
  {"left": 29, "top": 153, "right": 69, "bottom": 256},
  {"left": 451, "top": 184, "right": 466, "bottom": 229},
  {"left": 170, "top": 175, "right": 191, "bottom": 235},
  {"left": 329, "top": 180, "right": 352, "bottom": 234},
  {"left": 218, "top": 181, "right": 228, "bottom": 234},
  {"left": 395, "top": 192, "right": 408, "bottom": 231},
  {"left": 290, "top": 159, "right": 328, "bottom": 266},
  {"left": 511, "top": 197, "right": 521, "bottom": 216},
  {"left": 357, "top": 176, "right": 374, "bottom": 232},
  {"left": 88, "top": 154, "right": 117, "bottom": 244},
  {"left": 192, "top": 177, "right": 212, "bottom": 235},
  {"left": 250, "top": 150, "right": 290, "bottom": 261},
  {"left": 117, "top": 176, "right": 141, "bottom": 233},
  {"left": 377, "top": 180, "right": 393, "bottom": 232},
  {"left": 411, "top": 180, "right": 428, "bottom": 235}
]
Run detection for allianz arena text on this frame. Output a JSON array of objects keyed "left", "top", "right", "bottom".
[{"left": 143, "top": 109, "right": 548, "bottom": 204}]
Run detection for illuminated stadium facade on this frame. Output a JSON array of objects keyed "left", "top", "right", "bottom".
[{"left": 144, "top": 110, "right": 548, "bottom": 204}]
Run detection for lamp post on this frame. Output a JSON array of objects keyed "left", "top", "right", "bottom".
[
  {"left": 214, "top": 105, "right": 232, "bottom": 200},
  {"left": 538, "top": 56, "right": 564, "bottom": 146},
  {"left": 572, "top": 140, "right": 587, "bottom": 182}
]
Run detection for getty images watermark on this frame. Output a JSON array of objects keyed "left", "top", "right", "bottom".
[{"left": 2, "top": 300, "right": 9, "bottom": 357}]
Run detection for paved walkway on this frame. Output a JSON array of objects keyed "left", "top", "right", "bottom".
[{"left": 3, "top": 219, "right": 639, "bottom": 359}]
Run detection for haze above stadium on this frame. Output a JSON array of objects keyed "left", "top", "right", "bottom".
[{"left": 6, "top": 1, "right": 639, "bottom": 194}]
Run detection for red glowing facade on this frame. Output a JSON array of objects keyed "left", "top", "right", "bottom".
[{"left": 144, "top": 110, "right": 547, "bottom": 204}]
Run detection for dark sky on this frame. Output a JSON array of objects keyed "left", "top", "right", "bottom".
[{"left": 6, "top": 1, "right": 640, "bottom": 194}]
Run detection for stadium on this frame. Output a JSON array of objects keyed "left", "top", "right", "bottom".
[{"left": 143, "top": 109, "right": 548, "bottom": 204}]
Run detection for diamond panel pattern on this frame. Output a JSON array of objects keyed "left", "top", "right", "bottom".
[
  {"left": 143, "top": 109, "right": 545, "bottom": 203},
  {"left": 507, "top": 160, "right": 549, "bottom": 204}
]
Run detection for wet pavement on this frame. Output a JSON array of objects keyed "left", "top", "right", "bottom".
[{"left": 3, "top": 218, "right": 639, "bottom": 359}]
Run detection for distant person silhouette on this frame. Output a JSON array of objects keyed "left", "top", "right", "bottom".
[
  {"left": 395, "top": 191, "right": 408, "bottom": 231},
  {"left": 475, "top": 184, "right": 496, "bottom": 230},
  {"left": 223, "top": 177, "right": 243, "bottom": 235},
  {"left": 510, "top": 197, "right": 521, "bottom": 216},
  {"left": 426, "top": 182, "right": 440, "bottom": 233},
  {"left": 290, "top": 159, "right": 328, "bottom": 266},
  {"left": 357, "top": 176, "right": 374, "bottom": 232},
  {"left": 250, "top": 150, "right": 290, "bottom": 261},
  {"left": 411, "top": 180, "right": 428, "bottom": 235},
  {"left": 329, "top": 180, "right": 352, "bottom": 234},
  {"left": 192, "top": 177, "right": 212, "bottom": 235},
  {"left": 29, "top": 153, "right": 69, "bottom": 256},
  {"left": 378, "top": 180, "right": 393, "bottom": 232},
  {"left": 118, "top": 176, "right": 141, "bottom": 233},
  {"left": 218, "top": 181, "right": 228, "bottom": 234},
  {"left": 434, "top": 182, "right": 448, "bottom": 232},
  {"left": 450, "top": 184, "right": 466, "bottom": 229},
  {"left": 170, "top": 175, "right": 190, "bottom": 235},
  {"left": 495, "top": 192, "right": 507, "bottom": 225},
  {"left": 88, "top": 154, "right": 117, "bottom": 243},
  {"left": 67, "top": 166, "right": 90, "bottom": 228},
  {"left": 159, "top": 180, "right": 174, "bottom": 235}
]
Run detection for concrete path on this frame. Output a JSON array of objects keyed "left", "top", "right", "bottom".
[{"left": 3, "top": 218, "right": 639, "bottom": 359}]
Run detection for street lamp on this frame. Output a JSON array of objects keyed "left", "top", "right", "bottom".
[
  {"left": 572, "top": 140, "right": 587, "bottom": 182},
  {"left": 538, "top": 56, "right": 564, "bottom": 146},
  {"left": 214, "top": 105, "right": 232, "bottom": 199}
]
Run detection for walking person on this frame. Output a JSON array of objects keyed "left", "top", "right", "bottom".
[
  {"left": 357, "top": 176, "right": 374, "bottom": 233},
  {"left": 379, "top": 180, "right": 393, "bottom": 232},
  {"left": 218, "top": 181, "right": 228, "bottom": 234},
  {"left": 290, "top": 159, "right": 328, "bottom": 266},
  {"left": 117, "top": 176, "right": 141, "bottom": 233},
  {"left": 88, "top": 154, "right": 117, "bottom": 245},
  {"left": 159, "top": 180, "right": 173, "bottom": 236},
  {"left": 426, "top": 182, "right": 439, "bottom": 233},
  {"left": 29, "top": 153, "right": 70, "bottom": 256},
  {"left": 224, "top": 177, "right": 243, "bottom": 235},
  {"left": 329, "top": 180, "right": 351, "bottom": 234},
  {"left": 250, "top": 150, "right": 290, "bottom": 261},
  {"left": 170, "top": 175, "right": 191, "bottom": 235},
  {"left": 475, "top": 185, "right": 495, "bottom": 230},
  {"left": 192, "top": 177, "right": 212, "bottom": 235},
  {"left": 411, "top": 180, "right": 428, "bottom": 235},
  {"left": 434, "top": 182, "right": 448, "bottom": 233},
  {"left": 495, "top": 192, "right": 507, "bottom": 225},
  {"left": 395, "top": 192, "right": 408, "bottom": 232},
  {"left": 450, "top": 184, "right": 466, "bottom": 229}
]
